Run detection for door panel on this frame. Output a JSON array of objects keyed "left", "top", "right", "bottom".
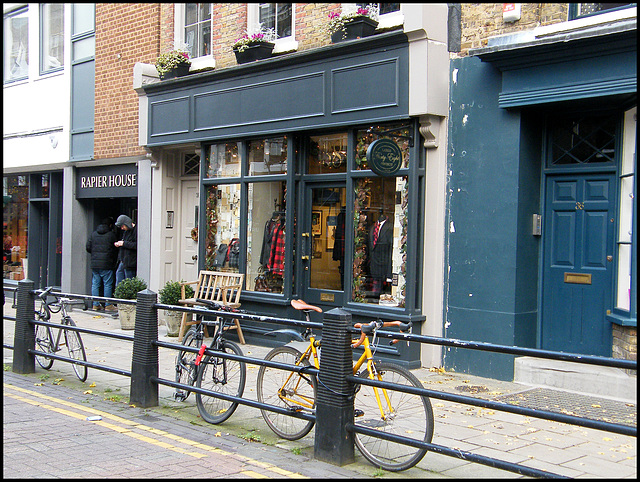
[
  {"left": 541, "top": 173, "right": 615, "bottom": 356},
  {"left": 180, "top": 180, "right": 199, "bottom": 282},
  {"left": 300, "top": 184, "right": 346, "bottom": 306}
]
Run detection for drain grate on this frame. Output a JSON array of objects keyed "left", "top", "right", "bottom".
[{"left": 495, "top": 388, "right": 636, "bottom": 427}]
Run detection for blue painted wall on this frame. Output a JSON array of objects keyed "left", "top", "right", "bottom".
[{"left": 445, "top": 55, "right": 540, "bottom": 380}]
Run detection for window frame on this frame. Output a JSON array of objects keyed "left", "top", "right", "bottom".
[
  {"left": 569, "top": 3, "right": 635, "bottom": 20},
  {"left": 247, "top": 3, "right": 298, "bottom": 54},
  {"left": 174, "top": 3, "right": 215, "bottom": 71},
  {"left": 40, "top": 3, "right": 64, "bottom": 75},
  {"left": 4, "top": 6, "right": 30, "bottom": 84}
]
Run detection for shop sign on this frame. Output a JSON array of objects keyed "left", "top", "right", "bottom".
[
  {"left": 366, "top": 138, "right": 402, "bottom": 176},
  {"left": 76, "top": 164, "right": 138, "bottom": 199}
]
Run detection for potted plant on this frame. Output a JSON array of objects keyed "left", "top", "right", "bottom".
[
  {"left": 154, "top": 49, "right": 191, "bottom": 80},
  {"left": 232, "top": 25, "right": 277, "bottom": 64},
  {"left": 158, "top": 280, "right": 195, "bottom": 337},
  {"left": 327, "top": 5, "right": 379, "bottom": 43},
  {"left": 113, "top": 276, "right": 147, "bottom": 330}
]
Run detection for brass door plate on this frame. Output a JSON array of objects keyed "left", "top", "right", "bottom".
[{"left": 564, "top": 272, "right": 592, "bottom": 284}]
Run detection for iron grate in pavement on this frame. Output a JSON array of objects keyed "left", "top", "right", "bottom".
[{"left": 494, "top": 387, "right": 637, "bottom": 427}]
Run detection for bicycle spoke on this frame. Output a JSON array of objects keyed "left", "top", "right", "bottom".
[
  {"left": 195, "top": 341, "right": 246, "bottom": 424},
  {"left": 354, "top": 362, "right": 433, "bottom": 471},
  {"left": 257, "top": 346, "right": 316, "bottom": 440},
  {"left": 175, "top": 329, "right": 199, "bottom": 401},
  {"left": 34, "top": 324, "right": 54, "bottom": 370},
  {"left": 65, "top": 320, "right": 88, "bottom": 382}
]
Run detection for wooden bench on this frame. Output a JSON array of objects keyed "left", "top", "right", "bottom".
[{"left": 177, "top": 270, "right": 245, "bottom": 344}]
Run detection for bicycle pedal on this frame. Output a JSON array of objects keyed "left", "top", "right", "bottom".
[
  {"left": 174, "top": 391, "right": 186, "bottom": 402},
  {"left": 354, "top": 409, "right": 365, "bottom": 417}
]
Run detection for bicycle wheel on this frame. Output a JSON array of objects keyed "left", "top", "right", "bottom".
[
  {"left": 64, "top": 318, "right": 88, "bottom": 382},
  {"left": 175, "top": 328, "right": 200, "bottom": 401},
  {"left": 354, "top": 362, "right": 434, "bottom": 471},
  {"left": 34, "top": 322, "right": 54, "bottom": 370},
  {"left": 256, "top": 346, "right": 316, "bottom": 440},
  {"left": 195, "top": 340, "right": 246, "bottom": 424}
]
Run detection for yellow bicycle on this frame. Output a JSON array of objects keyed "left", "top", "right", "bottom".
[{"left": 256, "top": 299, "right": 434, "bottom": 471}]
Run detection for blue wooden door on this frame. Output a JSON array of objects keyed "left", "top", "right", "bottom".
[{"left": 541, "top": 173, "right": 616, "bottom": 356}]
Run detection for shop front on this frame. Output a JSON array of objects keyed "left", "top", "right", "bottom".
[{"left": 142, "top": 31, "right": 440, "bottom": 367}]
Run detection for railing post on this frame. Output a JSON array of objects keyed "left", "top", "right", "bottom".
[
  {"left": 13, "top": 279, "right": 36, "bottom": 374},
  {"left": 314, "top": 307, "right": 355, "bottom": 466},
  {"left": 129, "top": 289, "right": 158, "bottom": 407}
]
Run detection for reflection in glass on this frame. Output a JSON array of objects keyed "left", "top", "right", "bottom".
[
  {"left": 205, "top": 143, "right": 241, "bottom": 178},
  {"left": 308, "top": 134, "right": 348, "bottom": 174},
  {"left": 204, "top": 184, "right": 241, "bottom": 271},
  {"left": 248, "top": 137, "right": 287, "bottom": 175},
  {"left": 247, "top": 181, "right": 287, "bottom": 293}
]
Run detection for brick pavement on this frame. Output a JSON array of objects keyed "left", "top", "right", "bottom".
[{"left": 3, "top": 302, "right": 637, "bottom": 479}]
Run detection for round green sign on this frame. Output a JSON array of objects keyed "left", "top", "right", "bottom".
[{"left": 366, "top": 138, "right": 402, "bottom": 176}]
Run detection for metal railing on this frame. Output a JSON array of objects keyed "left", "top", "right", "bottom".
[{"left": 5, "top": 280, "right": 636, "bottom": 478}]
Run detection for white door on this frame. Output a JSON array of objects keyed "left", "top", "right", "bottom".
[{"left": 180, "top": 180, "right": 199, "bottom": 282}]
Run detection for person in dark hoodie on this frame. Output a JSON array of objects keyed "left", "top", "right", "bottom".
[
  {"left": 86, "top": 217, "right": 118, "bottom": 311},
  {"left": 114, "top": 214, "right": 137, "bottom": 287}
]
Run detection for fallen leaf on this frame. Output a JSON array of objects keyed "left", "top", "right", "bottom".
[
  {"left": 34, "top": 383, "right": 44, "bottom": 386},
  {"left": 603, "top": 437, "right": 612, "bottom": 442},
  {"left": 215, "top": 432, "right": 221, "bottom": 437},
  {"left": 591, "top": 404, "right": 601, "bottom": 408},
  {"left": 83, "top": 390, "right": 93, "bottom": 394},
  {"left": 89, "top": 382, "right": 96, "bottom": 387}
]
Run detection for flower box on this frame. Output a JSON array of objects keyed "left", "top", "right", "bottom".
[
  {"left": 331, "top": 16, "right": 379, "bottom": 43},
  {"left": 159, "top": 63, "right": 191, "bottom": 80},
  {"left": 233, "top": 42, "right": 275, "bottom": 64}
]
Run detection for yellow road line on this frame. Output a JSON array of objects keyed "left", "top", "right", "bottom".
[{"left": 4, "top": 382, "right": 309, "bottom": 478}]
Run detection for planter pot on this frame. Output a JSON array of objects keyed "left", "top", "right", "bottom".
[
  {"left": 163, "top": 309, "right": 182, "bottom": 337},
  {"left": 233, "top": 42, "right": 275, "bottom": 64},
  {"left": 159, "top": 63, "right": 191, "bottom": 80},
  {"left": 118, "top": 304, "right": 136, "bottom": 330},
  {"left": 331, "top": 17, "right": 379, "bottom": 43}
]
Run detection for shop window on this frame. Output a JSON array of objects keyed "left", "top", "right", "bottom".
[
  {"left": 3, "top": 175, "right": 29, "bottom": 281},
  {"left": 247, "top": 181, "right": 288, "bottom": 294},
  {"left": 308, "top": 134, "right": 348, "bottom": 174},
  {"left": 352, "top": 175, "right": 408, "bottom": 307},
  {"left": 4, "top": 6, "right": 29, "bottom": 83},
  {"left": 184, "top": 3, "right": 211, "bottom": 59},
  {"left": 248, "top": 137, "right": 288, "bottom": 175},
  {"left": 40, "top": 3, "right": 64, "bottom": 74},
  {"left": 204, "top": 143, "right": 239, "bottom": 178},
  {"left": 204, "top": 184, "right": 241, "bottom": 272},
  {"left": 355, "top": 123, "right": 411, "bottom": 170}
]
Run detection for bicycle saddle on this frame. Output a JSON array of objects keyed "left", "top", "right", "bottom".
[{"left": 290, "top": 299, "right": 322, "bottom": 313}]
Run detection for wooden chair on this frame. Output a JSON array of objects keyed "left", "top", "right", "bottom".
[{"left": 177, "top": 271, "right": 245, "bottom": 344}]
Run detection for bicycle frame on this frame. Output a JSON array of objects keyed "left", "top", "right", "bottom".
[{"left": 276, "top": 329, "right": 393, "bottom": 419}]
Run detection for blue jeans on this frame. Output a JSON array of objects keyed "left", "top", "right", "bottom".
[
  {"left": 115, "top": 261, "right": 136, "bottom": 288},
  {"left": 92, "top": 269, "right": 115, "bottom": 307}
]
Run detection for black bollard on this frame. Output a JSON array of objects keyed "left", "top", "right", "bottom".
[
  {"left": 314, "top": 307, "right": 355, "bottom": 466},
  {"left": 129, "top": 289, "right": 159, "bottom": 407},
  {"left": 13, "top": 279, "right": 36, "bottom": 374}
]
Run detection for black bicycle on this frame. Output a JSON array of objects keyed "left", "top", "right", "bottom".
[
  {"left": 174, "top": 299, "right": 246, "bottom": 424},
  {"left": 34, "top": 286, "right": 88, "bottom": 382}
]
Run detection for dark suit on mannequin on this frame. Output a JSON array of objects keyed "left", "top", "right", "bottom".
[{"left": 368, "top": 214, "right": 393, "bottom": 297}]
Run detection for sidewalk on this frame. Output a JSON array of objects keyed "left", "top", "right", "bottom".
[{"left": 3, "top": 302, "right": 637, "bottom": 478}]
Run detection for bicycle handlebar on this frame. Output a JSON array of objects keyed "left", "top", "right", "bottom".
[
  {"left": 351, "top": 320, "right": 412, "bottom": 349},
  {"left": 195, "top": 298, "right": 244, "bottom": 313}
]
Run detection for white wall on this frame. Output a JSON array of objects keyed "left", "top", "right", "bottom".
[{"left": 3, "top": 3, "right": 71, "bottom": 171}]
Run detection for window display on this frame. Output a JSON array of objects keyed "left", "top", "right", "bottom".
[{"left": 3, "top": 175, "right": 29, "bottom": 281}]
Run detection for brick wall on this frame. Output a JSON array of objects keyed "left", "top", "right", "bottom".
[
  {"left": 457, "top": 3, "right": 568, "bottom": 56},
  {"left": 94, "top": 3, "right": 165, "bottom": 160},
  {"left": 612, "top": 324, "right": 637, "bottom": 364}
]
